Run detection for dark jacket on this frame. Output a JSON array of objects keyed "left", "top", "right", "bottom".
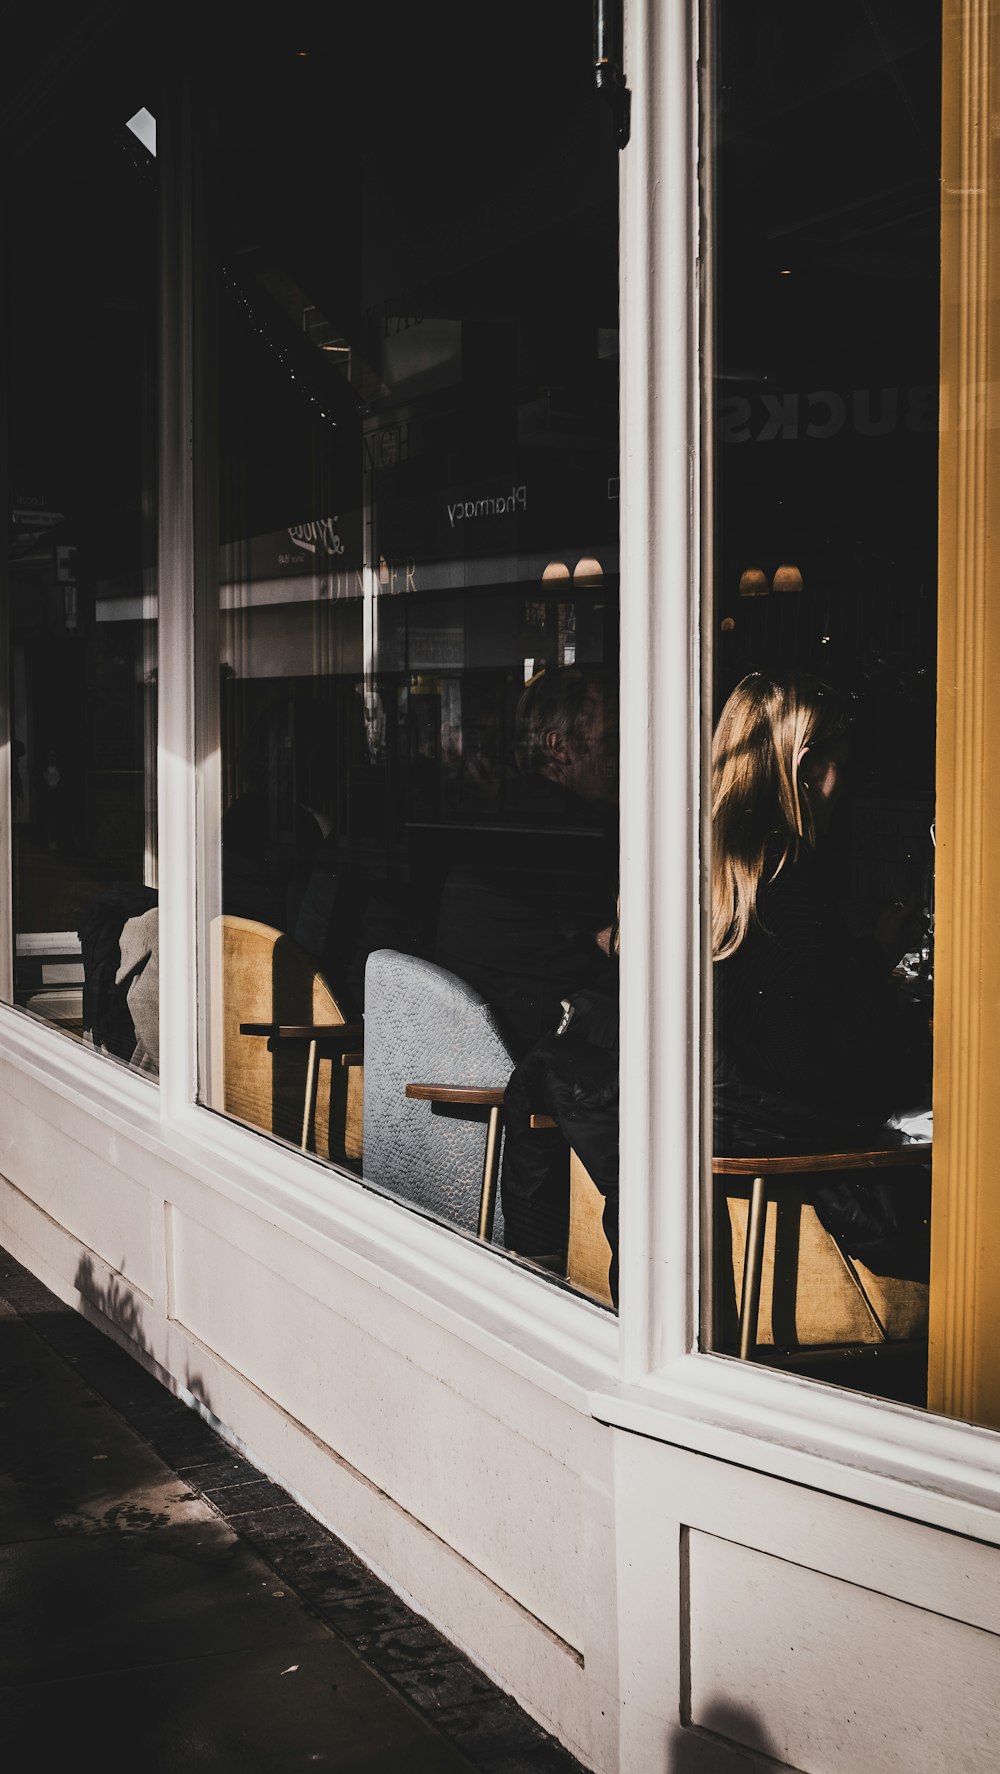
[
  {"left": 436, "top": 865, "right": 617, "bottom": 1057},
  {"left": 434, "top": 772, "right": 618, "bottom": 1057},
  {"left": 714, "top": 845, "right": 932, "bottom": 1278},
  {"left": 502, "top": 984, "right": 619, "bottom": 1301}
]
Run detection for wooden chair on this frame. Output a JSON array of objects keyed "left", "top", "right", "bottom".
[
  {"left": 562, "top": 1153, "right": 613, "bottom": 1304},
  {"left": 399, "top": 1082, "right": 616, "bottom": 1303},
  {"left": 562, "top": 1143, "right": 933, "bottom": 1338},
  {"left": 209, "top": 915, "right": 363, "bottom": 1164},
  {"left": 714, "top": 1143, "right": 932, "bottom": 1363}
]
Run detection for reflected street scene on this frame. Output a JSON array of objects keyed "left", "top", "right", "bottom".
[{"left": 200, "top": 4, "right": 621, "bottom": 1303}]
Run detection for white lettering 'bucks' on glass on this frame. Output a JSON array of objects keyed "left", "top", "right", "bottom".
[{"left": 704, "top": 0, "right": 940, "bottom": 1403}]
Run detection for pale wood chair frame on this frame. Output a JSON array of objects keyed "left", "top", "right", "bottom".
[{"left": 714, "top": 1142, "right": 933, "bottom": 1361}]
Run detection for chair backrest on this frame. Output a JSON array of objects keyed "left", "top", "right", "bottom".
[
  {"left": 209, "top": 914, "right": 350, "bottom": 1158},
  {"left": 362, "top": 948, "right": 515, "bottom": 1241},
  {"left": 567, "top": 1153, "right": 614, "bottom": 1305}
]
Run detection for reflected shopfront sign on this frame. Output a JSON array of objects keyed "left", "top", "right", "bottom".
[{"left": 375, "top": 456, "right": 618, "bottom": 566}]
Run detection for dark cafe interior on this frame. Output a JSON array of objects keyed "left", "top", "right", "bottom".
[{"left": 6, "top": 0, "right": 940, "bottom": 1406}]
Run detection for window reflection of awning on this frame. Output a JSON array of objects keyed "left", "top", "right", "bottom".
[
  {"left": 94, "top": 592, "right": 157, "bottom": 623},
  {"left": 95, "top": 545, "right": 620, "bottom": 622},
  {"left": 218, "top": 576, "right": 349, "bottom": 609},
  {"left": 95, "top": 578, "right": 337, "bottom": 621}
]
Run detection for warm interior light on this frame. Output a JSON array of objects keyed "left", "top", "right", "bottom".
[
  {"left": 738, "top": 568, "right": 769, "bottom": 597},
  {"left": 541, "top": 561, "right": 570, "bottom": 583},
  {"left": 772, "top": 563, "right": 803, "bottom": 593},
  {"left": 572, "top": 557, "right": 604, "bottom": 586}
]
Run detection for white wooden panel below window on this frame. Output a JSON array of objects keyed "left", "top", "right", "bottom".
[
  {"left": 688, "top": 1530, "right": 1000, "bottom": 1773},
  {"left": 0, "top": 1082, "right": 154, "bottom": 1300},
  {"left": 170, "top": 1206, "right": 588, "bottom": 1652}
]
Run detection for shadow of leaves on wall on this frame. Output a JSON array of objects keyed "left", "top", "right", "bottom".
[
  {"left": 184, "top": 1365, "right": 215, "bottom": 1415},
  {"left": 73, "top": 1253, "right": 148, "bottom": 1355},
  {"left": 71, "top": 1255, "right": 218, "bottom": 1422}
]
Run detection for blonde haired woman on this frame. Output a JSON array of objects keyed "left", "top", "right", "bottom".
[{"left": 712, "top": 669, "right": 931, "bottom": 1280}]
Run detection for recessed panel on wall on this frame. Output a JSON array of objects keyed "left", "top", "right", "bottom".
[{"left": 687, "top": 1529, "right": 1000, "bottom": 1773}]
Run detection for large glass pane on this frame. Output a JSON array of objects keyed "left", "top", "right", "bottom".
[
  {"left": 200, "top": 5, "right": 620, "bottom": 1303},
  {"left": 3, "top": 51, "right": 159, "bottom": 1065},
  {"left": 705, "top": 2, "right": 940, "bottom": 1401}
]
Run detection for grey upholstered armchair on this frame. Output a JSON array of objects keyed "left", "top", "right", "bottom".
[{"left": 361, "top": 948, "right": 517, "bottom": 1243}]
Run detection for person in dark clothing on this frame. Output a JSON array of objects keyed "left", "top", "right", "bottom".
[
  {"left": 503, "top": 979, "right": 620, "bottom": 1301},
  {"left": 435, "top": 665, "right": 619, "bottom": 1270},
  {"left": 712, "top": 669, "right": 932, "bottom": 1280},
  {"left": 436, "top": 860, "right": 617, "bottom": 1057},
  {"left": 436, "top": 664, "right": 619, "bottom": 1055}
]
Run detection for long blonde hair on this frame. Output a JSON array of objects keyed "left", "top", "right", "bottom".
[{"left": 711, "top": 670, "right": 851, "bottom": 960}]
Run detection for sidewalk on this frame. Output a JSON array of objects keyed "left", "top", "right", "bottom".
[{"left": 0, "top": 1243, "right": 587, "bottom": 1773}]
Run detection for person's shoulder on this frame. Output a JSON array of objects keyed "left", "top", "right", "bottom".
[
  {"left": 506, "top": 771, "right": 607, "bottom": 829},
  {"left": 744, "top": 848, "right": 834, "bottom": 960},
  {"left": 759, "top": 842, "right": 827, "bottom": 904}
]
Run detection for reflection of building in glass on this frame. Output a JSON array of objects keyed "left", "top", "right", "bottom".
[{"left": 7, "top": 10, "right": 1000, "bottom": 1774}]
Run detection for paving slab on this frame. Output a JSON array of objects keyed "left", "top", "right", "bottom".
[
  {"left": 0, "top": 1250, "right": 588, "bottom": 1773},
  {"left": 0, "top": 1293, "right": 472, "bottom": 1770},
  {"left": 0, "top": 1642, "right": 469, "bottom": 1773}
]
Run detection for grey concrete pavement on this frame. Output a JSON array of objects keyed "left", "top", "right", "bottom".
[{"left": 0, "top": 1246, "right": 586, "bottom": 1774}]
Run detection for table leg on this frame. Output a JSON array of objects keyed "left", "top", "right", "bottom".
[
  {"left": 739, "top": 1174, "right": 767, "bottom": 1360},
  {"left": 301, "top": 1039, "right": 319, "bottom": 1151},
  {"left": 478, "top": 1105, "right": 502, "bottom": 1241}
]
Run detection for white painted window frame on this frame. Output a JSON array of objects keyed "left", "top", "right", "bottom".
[
  {"left": 595, "top": 0, "right": 1000, "bottom": 1551},
  {"left": 3, "top": 0, "right": 1000, "bottom": 1549}
]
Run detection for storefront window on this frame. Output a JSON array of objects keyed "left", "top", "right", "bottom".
[
  {"left": 3, "top": 55, "right": 159, "bottom": 1066},
  {"left": 705, "top": 1, "right": 941, "bottom": 1403},
  {"left": 198, "top": 6, "right": 620, "bottom": 1302}
]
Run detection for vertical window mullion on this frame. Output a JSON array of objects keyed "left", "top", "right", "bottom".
[
  {"left": 156, "top": 76, "right": 200, "bottom": 1120},
  {"left": 617, "top": 0, "right": 702, "bottom": 1380}
]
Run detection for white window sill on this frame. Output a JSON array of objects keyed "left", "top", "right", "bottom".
[
  {"left": 6, "top": 1001, "right": 1000, "bottom": 1548},
  {"left": 0, "top": 1003, "right": 619, "bottom": 1412},
  {"left": 590, "top": 1351, "right": 1000, "bottom": 1546}
]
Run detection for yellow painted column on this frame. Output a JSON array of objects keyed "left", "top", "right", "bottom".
[{"left": 929, "top": 0, "right": 1000, "bottom": 1423}]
